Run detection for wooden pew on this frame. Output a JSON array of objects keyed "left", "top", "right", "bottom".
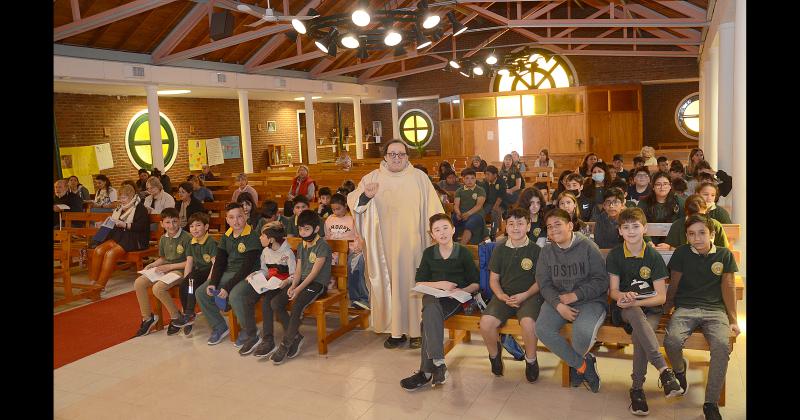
[{"left": 54, "top": 229, "right": 102, "bottom": 305}]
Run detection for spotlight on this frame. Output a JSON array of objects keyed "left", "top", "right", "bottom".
[
  {"left": 352, "top": 1, "right": 370, "bottom": 27},
  {"left": 341, "top": 33, "right": 359, "bottom": 49},
  {"left": 447, "top": 11, "right": 467, "bottom": 36},
  {"left": 497, "top": 68, "right": 510, "bottom": 76},
  {"left": 291, "top": 8, "right": 318, "bottom": 34},
  {"left": 473, "top": 65, "right": 484, "bottom": 76},
  {"left": 485, "top": 51, "right": 497, "bottom": 65},
  {"left": 449, "top": 60, "right": 460, "bottom": 69},
  {"left": 414, "top": 26, "right": 431, "bottom": 49},
  {"left": 384, "top": 28, "right": 402, "bottom": 46},
  {"left": 315, "top": 28, "right": 338, "bottom": 56}
]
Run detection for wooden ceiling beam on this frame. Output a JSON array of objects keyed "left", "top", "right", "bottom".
[
  {"left": 113, "top": 9, "right": 158, "bottom": 50},
  {"left": 248, "top": 50, "right": 327, "bottom": 72},
  {"left": 55, "top": 0, "right": 178, "bottom": 41},
  {"left": 363, "top": 62, "right": 447, "bottom": 83},
  {"left": 653, "top": 1, "right": 706, "bottom": 19},
  {"left": 151, "top": 2, "right": 208, "bottom": 59},
  {"left": 70, "top": 0, "right": 81, "bottom": 21}
]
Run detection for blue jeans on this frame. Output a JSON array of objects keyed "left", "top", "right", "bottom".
[
  {"left": 535, "top": 301, "right": 607, "bottom": 368},
  {"left": 348, "top": 252, "right": 368, "bottom": 304}
]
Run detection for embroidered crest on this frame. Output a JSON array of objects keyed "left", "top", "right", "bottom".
[
  {"left": 472, "top": 193, "right": 478, "bottom": 200},
  {"left": 176, "top": 244, "right": 184, "bottom": 254},
  {"left": 237, "top": 243, "right": 246, "bottom": 253},
  {"left": 203, "top": 254, "right": 211, "bottom": 263},
  {"left": 309, "top": 252, "right": 317, "bottom": 263},
  {"left": 711, "top": 262, "right": 723, "bottom": 275},
  {"left": 533, "top": 227, "right": 541, "bottom": 237},
  {"left": 639, "top": 266, "right": 651, "bottom": 280},
  {"left": 495, "top": 184, "right": 499, "bottom": 190},
  {"left": 520, "top": 258, "right": 533, "bottom": 271}
]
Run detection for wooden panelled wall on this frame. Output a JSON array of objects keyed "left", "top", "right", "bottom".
[{"left": 440, "top": 84, "right": 642, "bottom": 163}]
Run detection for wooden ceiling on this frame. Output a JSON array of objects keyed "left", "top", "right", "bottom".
[{"left": 54, "top": 0, "right": 708, "bottom": 83}]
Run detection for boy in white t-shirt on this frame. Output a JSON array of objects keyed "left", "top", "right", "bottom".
[{"left": 325, "top": 193, "right": 369, "bottom": 309}]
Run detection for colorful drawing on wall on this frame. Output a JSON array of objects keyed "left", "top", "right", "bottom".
[
  {"left": 188, "top": 139, "right": 208, "bottom": 171},
  {"left": 59, "top": 145, "right": 100, "bottom": 194},
  {"left": 205, "top": 138, "right": 225, "bottom": 166},
  {"left": 220, "top": 136, "right": 241, "bottom": 159},
  {"left": 267, "top": 121, "right": 277, "bottom": 133},
  {"left": 94, "top": 143, "right": 114, "bottom": 170}
]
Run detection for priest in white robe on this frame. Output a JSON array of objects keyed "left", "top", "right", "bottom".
[{"left": 347, "top": 139, "right": 444, "bottom": 348}]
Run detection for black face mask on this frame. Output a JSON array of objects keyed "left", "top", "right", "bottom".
[
  {"left": 300, "top": 231, "right": 317, "bottom": 242},
  {"left": 568, "top": 189, "right": 581, "bottom": 197}
]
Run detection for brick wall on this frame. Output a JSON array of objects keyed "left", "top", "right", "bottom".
[{"left": 642, "top": 82, "right": 699, "bottom": 147}]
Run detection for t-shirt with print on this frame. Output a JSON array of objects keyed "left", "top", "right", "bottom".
[
  {"left": 159, "top": 229, "right": 193, "bottom": 264},
  {"left": 325, "top": 213, "right": 361, "bottom": 264},
  {"left": 297, "top": 236, "right": 332, "bottom": 286},
  {"left": 668, "top": 243, "right": 738, "bottom": 313},
  {"left": 455, "top": 185, "right": 486, "bottom": 216},
  {"left": 488, "top": 236, "right": 541, "bottom": 295},
  {"left": 218, "top": 224, "right": 263, "bottom": 274},
  {"left": 260, "top": 240, "right": 296, "bottom": 277},
  {"left": 187, "top": 233, "right": 218, "bottom": 271},
  {"left": 606, "top": 242, "right": 668, "bottom": 298}
]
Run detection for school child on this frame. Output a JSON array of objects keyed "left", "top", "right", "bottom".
[
  {"left": 438, "top": 169, "right": 462, "bottom": 193},
  {"left": 196, "top": 203, "right": 263, "bottom": 346},
  {"left": 452, "top": 168, "right": 486, "bottom": 245},
  {"left": 556, "top": 192, "right": 591, "bottom": 237},
  {"left": 663, "top": 215, "right": 740, "bottom": 420},
  {"left": 269, "top": 210, "right": 332, "bottom": 364},
  {"left": 664, "top": 195, "right": 729, "bottom": 250},
  {"left": 518, "top": 187, "right": 547, "bottom": 246},
  {"left": 583, "top": 162, "right": 613, "bottom": 211},
  {"left": 478, "top": 208, "right": 544, "bottom": 383},
  {"left": 551, "top": 170, "right": 574, "bottom": 206},
  {"left": 669, "top": 160, "right": 685, "bottom": 181},
  {"left": 171, "top": 211, "right": 218, "bottom": 336},
  {"left": 478, "top": 165, "right": 507, "bottom": 239},
  {"left": 606, "top": 207, "right": 683, "bottom": 415},
  {"left": 535, "top": 208, "right": 609, "bottom": 393},
  {"left": 613, "top": 154, "right": 629, "bottom": 181},
  {"left": 590, "top": 187, "right": 626, "bottom": 249},
  {"left": 638, "top": 172, "right": 685, "bottom": 247},
  {"left": 499, "top": 154, "right": 524, "bottom": 206},
  {"left": 657, "top": 156, "right": 670, "bottom": 173},
  {"left": 563, "top": 173, "right": 594, "bottom": 221},
  {"left": 697, "top": 182, "right": 732, "bottom": 224},
  {"left": 317, "top": 187, "right": 334, "bottom": 219},
  {"left": 672, "top": 177, "right": 690, "bottom": 200},
  {"left": 627, "top": 167, "right": 652, "bottom": 203},
  {"left": 325, "top": 193, "right": 369, "bottom": 309},
  {"left": 400, "top": 214, "right": 480, "bottom": 390},
  {"left": 281, "top": 195, "right": 310, "bottom": 237}
]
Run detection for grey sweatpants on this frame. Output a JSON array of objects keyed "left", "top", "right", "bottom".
[
  {"left": 663, "top": 307, "right": 731, "bottom": 404},
  {"left": 536, "top": 301, "right": 606, "bottom": 368},
  {"left": 419, "top": 295, "right": 463, "bottom": 373},
  {"left": 621, "top": 306, "right": 667, "bottom": 389}
]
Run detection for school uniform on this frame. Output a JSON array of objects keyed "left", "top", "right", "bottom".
[
  {"left": 178, "top": 232, "right": 218, "bottom": 315},
  {"left": 706, "top": 203, "right": 732, "bottom": 224},
  {"left": 415, "top": 243, "right": 479, "bottom": 373},
  {"left": 484, "top": 236, "right": 544, "bottom": 324},
  {"left": 664, "top": 217, "right": 729, "bottom": 249},
  {"left": 606, "top": 242, "right": 670, "bottom": 390},
  {"left": 452, "top": 185, "right": 486, "bottom": 243},
  {"left": 577, "top": 193, "right": 594, "bottom": 222},
  {"left": 478, "top": 178, "right": 507, "bottom": 237},
  {"left": 499, "top": 167, "right": 524, "bottom": 206},
  {"left": 663, "top": 243, "right": 738, "bottom": 404},
  {"left": 590, "top": 210, "right": 622, "bottom": 249},
  {"left": 627, "top": 185, "right": 651, "bottom": 203},
  {"left": 526, "top": 214, "right": 548, "bottom": 244},
  {"left": 134, "top": 229, "right": 192, "bottom": 320},
  {"left": 617, "top": 168, "right": 630, "bottom": 181}
]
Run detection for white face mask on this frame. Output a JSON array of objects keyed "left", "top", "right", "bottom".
[{"left": 592, "top": 173, "right": 605, "bottom": 182}]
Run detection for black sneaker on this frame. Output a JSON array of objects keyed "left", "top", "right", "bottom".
[
  {"left": 582, "top": 353, "right": 601, "bottom": 393},
  {"left": 133, "top": 314, "right": 159, "bottom": 338},
  {"left": 489, "top": 341, "right": 504, "bottom": 376},
  {"left": 408, "top": 337, "right": 422, "bottom": 349},
  {"left": 253, "top": 336, "right": 277, "bottom": 358},
  {"left": 182, "top": 324, "right": 193, "bottom": 336},
  {"left": 432, "top": 364, "right": 447, "bottom": 387},
  {"left": 629, "top": 388, "right": 649, "bottom": 416},
  {"left": 703, "top": 403, "right": 722, "bottom": 420},
  {"left": 674, "top": 357, "right": 689, "bottom": 396},
  {"left": 166, "top": 322, "right": 181, "bottom": 336},
  {"left": 525, "top": 359, "right": 539, "bottom": 383},
  {"left": 569, "top": 366, "right": 584, "bottom": 387},
  {"left": 238, "top": 334, "right": 262, "bottom": 356},
  {"left": 400, "top": 371, "right": 432, "bottom": 391},
  {"left": 659, "top": 368, "right": 683, "bottom": 398},
  {"left": 171, "top": 313, "right": 194, "bottom": 328},
  {"left": 384, "top": 334, "right": 407, "bottom": 349},
  {"left": 287, "top": 334, "right": 305, "bottom": 358},
  {"left": 271, "top": 342, "right": 290, "bottom": 365}
]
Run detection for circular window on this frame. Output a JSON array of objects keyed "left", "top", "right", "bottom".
[
  {"left": 675, "top": 93, "right": 700, "bottom": 139},
  {"left": 125, "top": 110, "right": 179, "bottom": 171},
  {"left": 492, "top": 48, "right": 576, "bottom": 92},
  {"left": 399, "top": 109, "right": 434, "bottom": 148}
]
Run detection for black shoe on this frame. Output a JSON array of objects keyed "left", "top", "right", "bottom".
[
  {"left": 489, "top": 341, "right": 504, "bottom": 376},
  {"left": 182, "top": 324, "right": 193, "bottom": 336},
  {"left": 271, "top": 342, "right": 289, "bottom": 365},
  {"left": 133, "top": 314, "right": 159, "bottom": 338},
  {"left": 287, "top": 334, "right": 305, "bottom": 358},
  {"left": 569, "top": 366, "right": 584, "bottom": 387},
  {"left": 674, "top": 358, "right": 689, "bottom": 396},
  {"left": 582, "top": 353, "right": 601, "bottom": 393},
  {"left": 629, "top": 388, "right": 649, "bottom": 416},
  {"left": 384, "top": 334, "right": 407, "bottom": 349},
  {"left": 166, "top": 322, "right": 181, "bottom": 336},
  {"left": 239, "top": 334, "right": 262, "bottom": 356},
  {"left": 432, "top": 364, "right": 448, "bottom": 387},
  {"left": 400, "top": 371, "right": 432, "bottom": 391},
  {"left": 408, "top": 337, "right": 422, "bottom": 349},
  {"left": 171, "top": 313, "right": 194, "bottom": 328},
  {"left": 525, "top": 359, "right": 539, "bottom": 383},
  {"left": 253, "top": 336, "right": 276, "bottom": 358},
  {"left": 703, "top": 403, "right": 722, "bottom": 420},
  {"left": 659, "top": 368, "right": 683, "bottom": 398}
]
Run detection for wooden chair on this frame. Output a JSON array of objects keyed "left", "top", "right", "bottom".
[{"left": 54, "top": 229, "right": 101, "bottom": 306}]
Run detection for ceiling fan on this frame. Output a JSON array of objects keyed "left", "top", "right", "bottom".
[{"left": 234, "top": 0, "right": 318, "bottom": 27}]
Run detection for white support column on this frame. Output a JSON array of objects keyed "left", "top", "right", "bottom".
[
  {"left": 698, "top": 59, "right": 706, "bottom": 151},
  {"left": 238, "top": 90, "right": 254, "bottom": 173},
  {"left": 304, "top": 95, "right": 318, "bottom": 164},
  {"left": 716, "top": 23, "right": 734, "bottom": 174},
  {"left": 707, "top": 42, "right": 719, "bottom": 170},
  {"left": 732, "top": 0, "right": 746, "bottom": 276},
  {"left": 391, "top": 99, "right": 400, "bottom": 140},
  {"left": 145, "top": 85, "right": 165, "bottom": 171},
  {"left": 352, "top": 97, "right": 364, "bottom": 159}
]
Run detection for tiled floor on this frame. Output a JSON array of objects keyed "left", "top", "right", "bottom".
[{"left": 54, "top": 300, "right": 746, "bottom": 419}]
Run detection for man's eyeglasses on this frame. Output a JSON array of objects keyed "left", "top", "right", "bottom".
[{"left": 386, "top": 152, "right": 408, "bottom": 159}]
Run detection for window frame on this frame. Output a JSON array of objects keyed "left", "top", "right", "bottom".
[
  {"left": 124, "top": 110, "right": 179, "bottom": 171},
  {"left": 675, "top": 92, "right": 700, "bottom": 140},
  {"left": 492, "top": 49, "right": 576, "bottom": 92},
  {"left": 398, "top": 109, "right": 435, "bottom": 148}
]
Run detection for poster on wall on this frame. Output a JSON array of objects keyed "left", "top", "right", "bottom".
[
  {"left": 188, "top": 139, "right": 207, "bottom": 170},
  {"left": 94, "top": 143, "right": 114, "bottom": 170},
  {"left": 205, "top": 138, "right": 225, "bottom": 166},
  {"left": 220, "top": 136, "right": 241, "bottom": 159},
  {"left": 59, "top": 146, "right": 100, "bottom": 194},
  {"left": 372, "top": 121, "right": 382, "bottom": 137}
]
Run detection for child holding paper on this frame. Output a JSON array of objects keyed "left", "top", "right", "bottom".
[
  {"left": 401, "top": 213, "right": 480, "bottom": 391},
  {"left": 132, "top": 208, "right": 192, "bottom": 338}
]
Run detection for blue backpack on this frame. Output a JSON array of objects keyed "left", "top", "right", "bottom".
[{"left": 477, "top": 241, "right": 525, "bottom": 361}]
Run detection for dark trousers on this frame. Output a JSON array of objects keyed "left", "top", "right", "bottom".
[
  {"left": 239, "top": 286, "right": 286, "bottom": 338},
  {"left": 178, "top": 267, "right": 211, "bottom": 315},
  {"left": 419, "top": 295, "right": 463, "bottom": 373},
  {"left": 271, "top": 282, "right": 326, "bottom": 345}
]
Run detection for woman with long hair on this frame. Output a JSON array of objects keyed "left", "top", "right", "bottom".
[
  {"left": 578, "top": 153, "right": 598, "bottom": 178},
  {"left": 90, "top": 174, "right": 118, "bottom": 213},
  {"left": 533, "top": 148, "right": 555, "bottom": 182},
  {"left": 638, "top": 172, "right": 684, "bottom": 247},
  {"left": 556, "top": 191, "right": 590, "bottom": 237}
]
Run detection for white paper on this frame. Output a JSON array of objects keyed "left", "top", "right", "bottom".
[
  {"left": 412, "top": 284, "right": 473, "bottom": 303},
  {"left": 205, "top": 138, "right": 225, "bottom": 166},
  {"left": 94, "top": 143, "right": 114, "bottom": 170},
  {"left": 487, "top": 131, "right": 494, "bottom": 141},
  {"left": 55, "top": 204, "right": 70, "bottom": 210},
  {"left": 247, "top": 272, "right": 284, "bottom": 293},
  {"left": 101, "top": 217, "right": 116, "bottom": 229},
  {"left": 138, "top": 268, "right": 181, "bottom": 284}
]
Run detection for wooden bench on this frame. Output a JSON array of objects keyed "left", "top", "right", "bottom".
[
  {"left": 54, "top": 229, "right": 102, "bottom": 305},
  {"left": 441, "top": 243, "right": 740, "bottom": 406}
]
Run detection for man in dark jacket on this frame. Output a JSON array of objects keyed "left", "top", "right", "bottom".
[{"left": 54, "top": 179, "right": 83, "bottom": 228}]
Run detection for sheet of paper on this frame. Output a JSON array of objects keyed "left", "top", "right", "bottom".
[
  {"left": 101, "top": 217, "right": 116, "bottom": 229},
  {"left": 138, "top": 268, "right": 165, "bottom": 282},
  {"left": 412, "top": 284, "right": 448, "bottom": 298},
  {"left": 220, "top": 136, "right": 241, "bottom": 159},
  {"left": 188, "top": 139, "right": 207, "bottom": 171},
  {"left": 449, "top": 290, "right": 473, "bottom": 303},
  {"left": 158, "top": 272, "right": 182, "bottom": 285},
  {"left": 247, "top": 272, "right": 284, "bottom": 293},
  {"left": 55, "top": 204, "right": 71, "bottom": 210},
  {"left": 205, "top": 138, "right": 225, "bottom": 166},
  {"left": 94, "top": 143, "right": 114, "bottom": 170}
]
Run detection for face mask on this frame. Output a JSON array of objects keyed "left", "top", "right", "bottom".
[
  {"left": 300, "top": 230, "right": 317, "bottom": 242},
  {"left": 568, "top": 189, "right": 580, "bottom": 196},
  {"left": 592, "top": 173, "right": 605, "bottom": 182}
]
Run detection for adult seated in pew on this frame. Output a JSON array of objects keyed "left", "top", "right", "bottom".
[
  {"left": 685, "top": 147, "right": 704, "bottom": 178},
  {"left": 437, "top": 169, "right": 461, "bottom": 193},
  {"left": 150, "top": 168, "right": 171, "bottom": 194},
  {"left": 143, "top": 177, "right": 176, "bottom": 215},
  {"left": 336, "top": 150, "right": 353, "bottom": 171},
  {"left": 510, "top": 150, "right": 526, "bottom": 172},
  {"left": 556, "top": 192, "right": 591, "bottom": 238},
  {"left": 612, "top": 154, "right": 629, "bottom": 181},
  {"left": 563, "top": 173, "right": 594, "bottom": 222},
  {"left": 400, "top": 213, "right": 480, "bottom": 390},
  {"left": 606, "top": 207, "right": 683, "bottom": 416},
  {"left": 197, "top": 202, "right": 263, "bottom": 346},
  {"left": 638, "top": 172, "right": 685, "bottom": 248},
  {"left": 518, "top": 187, "right": 547, "bottom": 246},
  {"left": 89, "top": 184, "right": 149, "bottom": 290},
  {"left": 533, "top": 148, "right": 555, "bottom": 182},
  {"left": 67, "top": 175, "right": 90, "bottom": 201},
  {"left": 578, "top": 153, "right": 599, "bottom": 178},
  {"left": 231, "top": 173, "right": 259, "bottom": 205},
  {"left": 132, "top": 208, "right": 192, "bottom": 338},
  {"left": 284, "top": 165, "right": 314, "bottom": 214},
  {"left": 53, "top": 179, "right": 83, "bottom": 228},
  {"left": 199, "top": 163, "right": 216, "bottom": 181},
  {"left": 664, "top": 195, "right": 729, "bottom": 250},
  {"left": 657, "top": 156, "right": 670, "bottom": 174},
  {"left": 663, "top": 215, "right": 740, "bottom": 420},
  {"left": 697, "top": 182, "right": 732, "bottom": 224},
  {"left": 452, "top": 168, "right": 486, "bottom": 245},
  {"left": 176, "top": 182, "right": 205, "bottom": 230},
  {"left": 499, "top": 154, "right": 524, "bottom": 206},
  {"left": 89, "top": 174, "right": 117, "bottom": 213},
  {"left": 535, "top": 208, "right": 608, "bottom": 394},
  {"left": 627, "top": 167, "right": 652, "bottom": 203},
  {"left": 188, "top": 175, "right": 214, "bottom": 203},
  {"left": 171, "top": 211, "right": 218, "bottom": 336},
  {"left": 479, "top": 208, "right": 544, "bottom": 383},
  {"left": 590, "top": 187, "right": 626, "bottom": 249},
  {"left": 135, "top": 169, "right": 149, "bottom": 194},
  {"left": 640, "top": 146, "right": 658, "bottom": 167},
  {"left": 469, "top": 154, "right": 487, "bottom": 173},
  {"left": 478, "top": 165, "right": 506, "bottom": 239}
]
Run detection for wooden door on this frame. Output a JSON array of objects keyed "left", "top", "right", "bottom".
[
  {"left": 548, "top": 115, "right": 587, "bottom": 154},
  {"left": 610, "top": 112, "right": 641, "bottom": 154},
  {"left": 468, "top": 119, "right": 499, "bottom": 162},
  {"left": 522, "top": 116, "right": 549, "bottom": 157},
  {"left": 589, "top": 112, "right": 612, "bottom": 161}
]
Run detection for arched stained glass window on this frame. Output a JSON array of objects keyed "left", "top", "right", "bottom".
[{"left": 492, "top": 49, "right": 576, "bottom": 92}]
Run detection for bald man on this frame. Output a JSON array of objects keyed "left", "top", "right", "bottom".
[{"left": 54, "top": 179, "right": 83, "bottom": 228}]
